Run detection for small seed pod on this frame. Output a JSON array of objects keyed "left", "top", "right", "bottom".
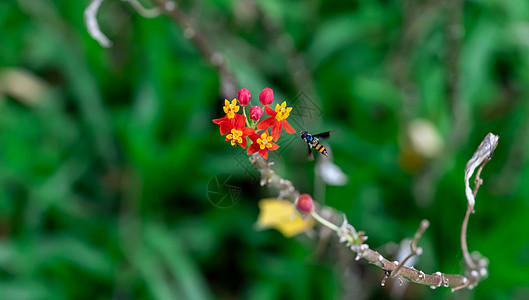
[{"left": 296, "top": 193, "right": 314, "bottom": 214}]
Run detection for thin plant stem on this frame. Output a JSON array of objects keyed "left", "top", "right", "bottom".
[
  {"left": 242, "top": 106, "right": 251, "bottom": 127},
  {"left": 310, "top": 210, "right": 340, "bottom": 232},
  {"left": 460, "top": 203, "right": 475, "bottom": 269}
]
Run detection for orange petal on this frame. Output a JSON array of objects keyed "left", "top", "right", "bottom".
[
  {"left": 282, "top": 120, "right": 296, "bottom": 134},
  {"left": 257, "top": 117, "right": 275, "bottom": 130},
  {"left": 259, "top": 148, "right": 269, "bottom": 159},
  {"left": 265, "top": 105, "right": 276, "bottom": 117},
  {"left": 271, "top": 122, "right": 281, "bottom": 141},
  {"left": 268, "top": 142, "right": 279, "bottom": 151}
]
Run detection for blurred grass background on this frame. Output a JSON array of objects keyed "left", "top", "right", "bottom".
[{"left": 1, "top": 0, "right": 529, "bottom": 299}]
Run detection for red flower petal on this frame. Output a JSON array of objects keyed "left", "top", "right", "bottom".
[
  {"left": 239, "top": 137, "right": 247, "bottom": 148},
  {"left": 282, "top": 120, "right": 296, "bottom": 134},
  {"left": 257, "top": 117, "right": 276, "bottom": 130},
  {"left": 243, "top": 127, "right": 255, "bottom": 136},
  {"left": 247, "top": 142, "right": 259, "bottom": 155},
  {"left": 265, "top": 105, "right": 276, "bottom": 117},
  {"left": 234, "top": 113, "right": 245, "bottom": 129},
  {"left": 219, "top": 121, "right": 234, "bottom": 136},
  {"left": 212, "top": 116, "right": 227, "bottom": 125},
  {"left": 248, "top": 132, "right": 259, "bottom": 143},
  {"left": 259, "top": 148, "right": 269, "bottom": 159},
  {"left": 271, "top": 122, "right": 281, "bottom": 141}
]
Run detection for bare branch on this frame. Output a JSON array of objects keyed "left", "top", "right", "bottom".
[
  {"left": 249, "top": 154, "right": 471, "bottom": 290},
  {"left": 391, "top": 219, "right": 429, "bottom": 279},
  {"left": 456, "top": 133, "right": 498, "bottom": 289},
  {"left": 249, "top": 154, "right": 298, "bottom": 202},
  {"left": 343, "top": 234, "right": 465, "bottom": 289},
  {"left": 250, "top": 133, "right": 499, "bottom": 291},
  {"left": 460, "top": 205, "right": 475, "bottom": 269},
  {"left": 84, "top": 0, "right": 113, "bottom": 48}
]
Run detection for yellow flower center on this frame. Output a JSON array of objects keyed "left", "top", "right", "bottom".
[
  {"left": 256, "top": 132, "right": 273, "bottom": 150},
  {"left": 274, "top": 101, "right": 292, "bottom": 121},
  {"left": 223, "top": 99, "right": 240, "bottom": 119},
  {"left": 226, "top": 128, "right": 243, "bottom": 146}
]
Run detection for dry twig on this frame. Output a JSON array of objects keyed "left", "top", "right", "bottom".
[
  {"left": 455, "top": 133, "right": 498, "bottom": 290},
  {"left": 390, "top": 219, "right": 429, "bottom": 279}
]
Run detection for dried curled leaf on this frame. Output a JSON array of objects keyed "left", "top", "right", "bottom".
[
  {"left": 464, "top": 133, "right": 499, "bottom": 209},
  {"left": 255, "top": 198, "right": 314, "bottom": 237},
  {"left": 84, "top": 0, "right": 113, "bottom": 48}
]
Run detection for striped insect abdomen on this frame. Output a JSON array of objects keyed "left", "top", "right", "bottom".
[{"left": 312, "top": 141, "right": 328, "bottom": 157}]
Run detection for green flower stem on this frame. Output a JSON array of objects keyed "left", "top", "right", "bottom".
[
  {"left": 310, "top": 210, "right": 340, "bottom": 232},
  {"left": 242, "top": 106, "right": 251, "bottom": 127}
]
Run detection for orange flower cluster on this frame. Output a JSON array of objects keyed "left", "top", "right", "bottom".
[{"left": 213, "top": 88, "right": 296, "bottom": 159}]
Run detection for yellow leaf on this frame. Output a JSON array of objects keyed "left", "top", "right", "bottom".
[{"left": 255, "top": 198, "right": 314, "bottom": 237}]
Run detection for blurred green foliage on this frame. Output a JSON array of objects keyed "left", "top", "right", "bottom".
[{"left": 1, "top": 0, "right": 529, "bottom": 299}]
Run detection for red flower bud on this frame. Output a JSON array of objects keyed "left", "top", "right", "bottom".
[
  {"left": 259, "top": 87, "right": 274, "bottom": 106},
  {"left": 249, "top": 105, "right": 263, "bottom": 121},
  {"left": 296, "top": 193, "right": 314, "bottom": 214},
  {"left": 237, "top": 88, "right": 251, "bottom": 106}
]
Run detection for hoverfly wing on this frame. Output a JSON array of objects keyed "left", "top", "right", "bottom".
[{"left": 313, "top": 131, "right": 331, "bottom": 139}]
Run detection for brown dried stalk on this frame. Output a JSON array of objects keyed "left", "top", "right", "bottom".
[{"left": 455, "top": 133, "right": 498, "bottom": 290}]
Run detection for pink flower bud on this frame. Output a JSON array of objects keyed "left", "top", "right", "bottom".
[
  {"left": 237, "top": 88, "right": 251, "bottom": 106},
  {"left": 259, "top": 87, "right": 274, "bottom": 106},
  {"left": 249, "top": 105, "right": 263, "bottom": 121},
  {"left": 296, "top": 193, "right": 314, "bottom": 214}
]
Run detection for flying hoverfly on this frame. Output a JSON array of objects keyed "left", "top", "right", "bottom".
[{"left": 300, "top": 131, "right": 331, "bottom": 160}]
